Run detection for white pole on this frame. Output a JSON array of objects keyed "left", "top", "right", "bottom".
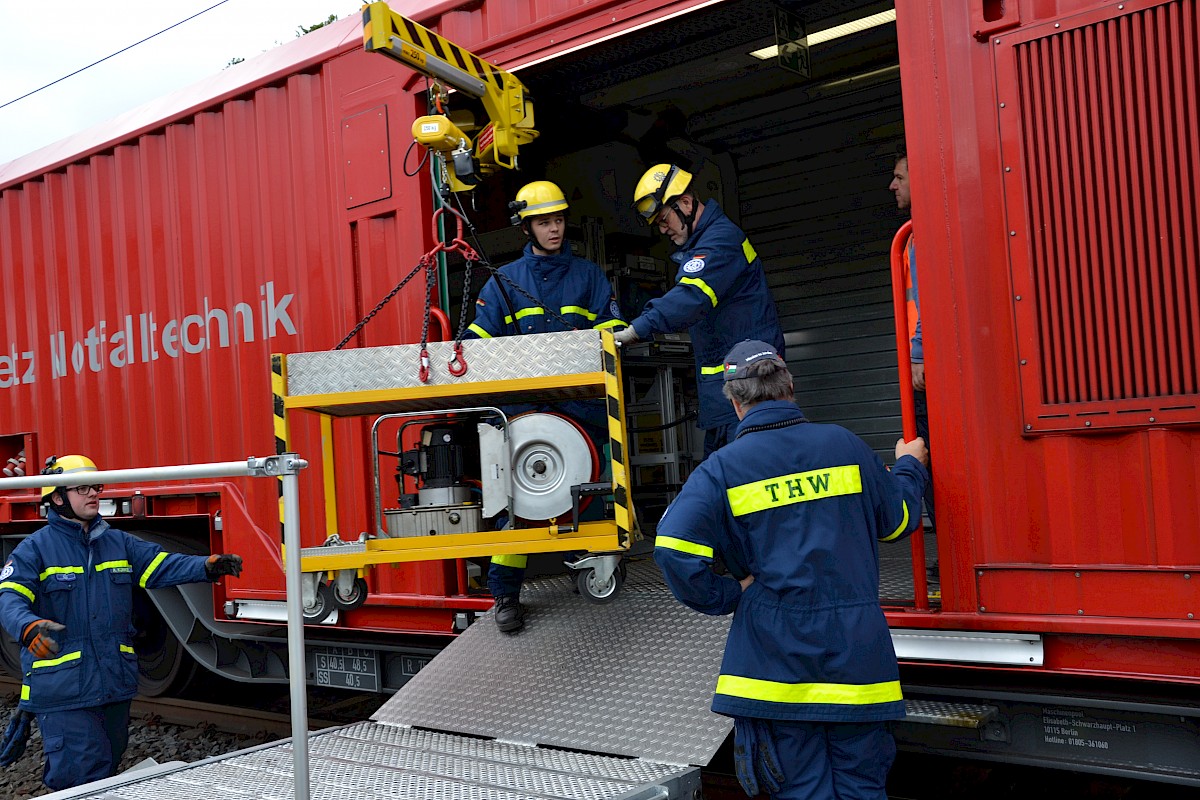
[{"left": 281, "top": 458, "right": 311, "bottom": 800}]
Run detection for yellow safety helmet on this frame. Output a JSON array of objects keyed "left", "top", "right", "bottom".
[
  {"left": 632, "top": 164, "right": 693, "bottom": 225},
  {"left": 509, "top": 181, "right": 569, "bottom": 226},
  {"left": 41, "top": 454, "right": 98, "bottom": 498}
]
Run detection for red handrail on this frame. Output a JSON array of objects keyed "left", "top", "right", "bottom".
[{"left": 889, "top": 220, "right": 931, "bottom": 610}]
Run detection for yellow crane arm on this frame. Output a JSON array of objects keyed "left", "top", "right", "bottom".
[{"left": 362, "top": 1, "right": 537, "bottom": 182}]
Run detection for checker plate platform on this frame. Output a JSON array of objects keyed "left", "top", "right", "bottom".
[
  {"left": 73, "top": 721, "right": 699, "bottom": 800},
  {"left": 372, "top": 560, "right": 733, "bottom": 765}
]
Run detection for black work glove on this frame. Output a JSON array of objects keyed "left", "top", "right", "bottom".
[
  {"left": 0, "top": 710, "right": 33, "bottom": 767},
  {"left": 21, "top": 619, "right": 65, "bottom": 659},
  {"left": 205, "top": 553, "right": 244, "bottom": 580}
]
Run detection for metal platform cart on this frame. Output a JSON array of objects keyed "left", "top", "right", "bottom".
[{"left": 275, "top": 330, "right": 637, "bottom": 618}]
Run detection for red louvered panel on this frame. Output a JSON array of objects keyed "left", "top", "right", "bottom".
[{"left": 996, "top": 0, "right": 1200, "bottom": 433}]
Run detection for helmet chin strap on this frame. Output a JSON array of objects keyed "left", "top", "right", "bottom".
[
  {"left": 50, "top": 489, "right": 79, "bottom": 520},
  {"left": 669, "top": 199, "right": 695, "bottom": 242}
]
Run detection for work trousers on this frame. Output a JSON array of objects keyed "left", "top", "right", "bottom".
[
  {"left": 737, "top": 718, "right": 895, "bottom": 800},
  {"left": 37, "top": 700, "right": 132, "bottom": 790}
]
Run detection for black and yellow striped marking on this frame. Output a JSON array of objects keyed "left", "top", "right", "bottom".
[
  {"left": 272, "top": 354, "right": 289, "bottom": 545},
  {"left": 601, "top": 333, "right": 633, "bottom": 547},
  {"left": 363, "top": 1, "right": 507, "bottom": 92}
]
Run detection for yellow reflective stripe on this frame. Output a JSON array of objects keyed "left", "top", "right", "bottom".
[
  {"left": 39, "top": 565, "right": 83, "bottom": 581},
  {"left": 679, "top": 277, "right": 718, "bottom": 307},
  {"left": 716, "top": 675, "right": 903, "bottom": 706},
  {"left": 120, "top": 644, "right": 135, "bottom": 654},
  {"left": 654, "top": 536, "right": 714, "bottom": 559},
  {"left": 139, "top": 552, "right": 168, "bottom": 588},
  {"left": 467, "top": 322, "right": 493, "bottom": 339},
  {"left": 560, "top": 305, "right": 598, "bottom": 321},
  {"left": 594, "top": 318, "right": 626, "bottom": 330},
  {"left": 700, "top": 364, "right": 725, "bottom": 375},
  {"left": 742, "top": 238, "right": 757, "bottom": 264},
  {"left": 490, "top": 554, "right": 528, "bottom": 568},
  {"left": 504, "top": 307, "right": 544, "bottom": 324},
  {"left": 95, "top": 560, "right": 132, "bottom": 572},
  {"left": 33, "top": 650, "right": 82, "bottom": 669},
  {"left": 0, "top": 582, "right": 35, "bottom": 602},
  {"left": 727, "top": 465, "right": 862, "bottom": 517},
  {"left": 879, "top": 499, "right": 911, "bottom": 542},
  {"left": 20, "top": 685, "right": 29, "bottom": 700}
]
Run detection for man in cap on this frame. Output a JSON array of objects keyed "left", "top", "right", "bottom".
[
  {"left": 466, "top": 180, "right": 625, "bottom": 633},
  {"left": 0, "top": 454, "right": 244, "bottom": 790},
  {"left": 654, "top": 341, "right": 928, "bottom": 799},
  {"left": 618, "top": 164, "right": 785, "bottom": 457}
]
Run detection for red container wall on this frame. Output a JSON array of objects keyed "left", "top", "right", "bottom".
[
  {"left": 0, "top": 27, "right": 435, "bottom": 601},
  {"left": 896, "top": 0, "right": 1200, "bottom": 645}
]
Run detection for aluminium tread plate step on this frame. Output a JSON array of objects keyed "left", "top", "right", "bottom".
[
  {"left": 70, "top": 721, "right": 699, "bottom": 800},
  {"left": 372, "top": 558, "right": 734, "bottom": 766}
]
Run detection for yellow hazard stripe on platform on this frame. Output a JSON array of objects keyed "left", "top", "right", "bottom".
[
  {"left": 0, "top": 582, "right": 34, "bottom": 602},
  {"left": 140, "top": 552, "right": 168, "bottom": 588},
  {"left": 716, "top": 675, "right": 902, "bottom": 706},
  {"left": 680, "top": 277, "right": 718, "bottom": 307},
  {"left": 321, "top": 414, "right": 339, "bottom": 536},
  {"left": 33, "top": 650, "right": 82, "bottom": 670},
  {"left": 654, "top": 536, "right": 714, "bottom": 559},
  {"left": 363, "top": 2, "right": 508, "bottom": 91},
  {"left": 273, "top": 354, "right": 290, "bottom": 545},
  {"left": 742, "top": 238, "right": 757, "bottom": 264},
  {"left": 602, "top": 332, "right": 633, "bottom": 546},
  {"left": 39, "top": 566, "right": 83, "bottom": 582},
  {"left": 726, "top": 465, "right": 862, "bottom": 516},
  {"left": 490, "top": 554, "right": 528, "bottom": 568}
]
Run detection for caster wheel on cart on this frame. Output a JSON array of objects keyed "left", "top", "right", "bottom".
[
  {"left": 576, "top": 565, "right": 623, "bottom": 604},
  {"left": 304, "top": 581, "right": 337, "bottom": 624},
  {"left": 333, "top": 577, "right": 369, "bottom": 611}
]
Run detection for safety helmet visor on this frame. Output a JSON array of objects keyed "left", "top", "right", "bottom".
[{"left": 632, "top": 164, "right": 691, "bottom": 226}]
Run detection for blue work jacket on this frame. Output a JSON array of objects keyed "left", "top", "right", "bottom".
[
  {"left": 0, "top": 510, "right": 211, "bottom": 713},
  {"left": 654, "top": 400, "right": 928, "bottom": 723},
  {"left": 466, "top": 241, "right": 623, "bottom": 437},
  {"left": 466, "top": 241, "right": 623, "bottom": 338},
  {"left": 628, "top": 202, "right": 784, "bottom": 430}
]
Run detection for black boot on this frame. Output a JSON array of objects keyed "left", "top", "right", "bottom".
[{"left": 493, "top": 594, "right": 524, "bottom": 633}]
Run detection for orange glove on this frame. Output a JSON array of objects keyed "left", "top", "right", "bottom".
[{"left": 21, "top": 619, "right": 65, "bottom": 659}]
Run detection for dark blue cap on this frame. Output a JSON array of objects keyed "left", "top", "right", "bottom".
[{"left": 722, "top": 340, "right": 785, "bottom": 381}]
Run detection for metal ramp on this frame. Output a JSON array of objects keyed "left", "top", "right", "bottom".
[{"left": 67, "top": 562, "right": 731, "bottom": 799}]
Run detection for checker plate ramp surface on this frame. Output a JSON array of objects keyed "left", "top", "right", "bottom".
[
  {"left": 286, "top": 330, "right": 606, "bottom": 416},
  {"left": 75, "top": 721, "right": 697, "bottom": 799},
  {"left": 373, "top": 560, "right": 733, "bottom": 765}
]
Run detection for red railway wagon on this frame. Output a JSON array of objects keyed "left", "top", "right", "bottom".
[{"left": 1, "top": 0, "right": 1198, "bottom": 783}]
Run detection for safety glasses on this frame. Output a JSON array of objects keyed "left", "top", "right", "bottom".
[{"left": 69, "top": 485, "right": 104, "bottom": 496}]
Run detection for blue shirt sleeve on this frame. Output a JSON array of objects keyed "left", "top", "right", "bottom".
[
  {"left": 465, "top": 277, "right": 506, "bottom": 339},
  {"left": 631, "top": 241, "right": 746, "bottom": 339},
  {"left": 871, "top": 451, "right": 929, "bottom": 543},
  {"left": 0, "top": 540, "right": 43, "bottom": 643},
  {"left": 653, "top": 465, "right": 743, "bottom": 616},
  {"left": 123, "top": 533, "right": 210, "bottom": 588}
]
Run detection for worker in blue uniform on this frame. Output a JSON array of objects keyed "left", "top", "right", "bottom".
[
  {"left": 616, "top": 164, "right": 785, "bottom": 456},
  {"left": 0, "top": 455, "right": 244, "bottom": 791},
  {"left": 465, "top": 180, "right": 624, "bottom": 633},
  {"left": 654, "top": 341, "right": 929, "bottom": 799}
]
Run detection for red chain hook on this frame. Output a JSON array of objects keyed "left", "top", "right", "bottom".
[{"left": 429, "top": 207, "right": 478, "bottom": 378}]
